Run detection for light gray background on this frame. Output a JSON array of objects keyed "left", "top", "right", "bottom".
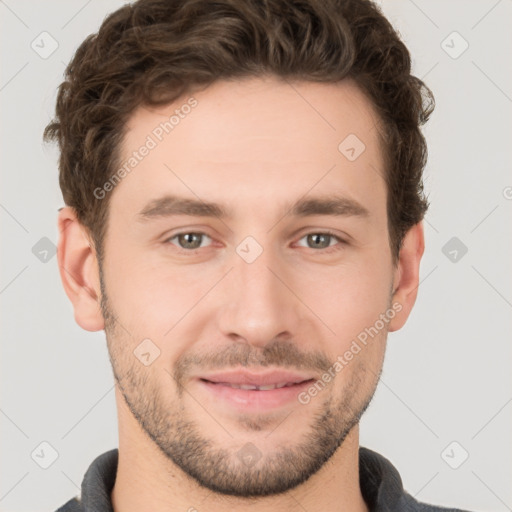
[{"left": 1, "top": 1, "right": 511, "bottom": 511}]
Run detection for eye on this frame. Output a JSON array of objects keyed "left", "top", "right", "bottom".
[
  {"left": 163, "top": 230, "right": 346, "bottom": 254},
  {"left": 296, "top": 232, "right": 345, "bottom": 253},
  {"left": 165, "top": 232, "right": 213, "bottom": 251}
]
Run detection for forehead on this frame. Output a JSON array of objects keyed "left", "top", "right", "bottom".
[
  {"left": 114, "top": 77, "right": 386, "bottom": 218},
  {"left": 124, "top": 76, "right": 383, "bottom": 155}
]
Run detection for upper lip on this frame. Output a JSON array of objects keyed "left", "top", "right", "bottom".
[{"left": 198, "top": 369, "right": 315, "bottom": 387}]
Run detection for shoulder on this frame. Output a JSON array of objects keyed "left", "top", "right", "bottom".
[
  {"left": 399, "top": 491, "right": 474, "bottom": 512},
  {"left": 53, "top": 448, "right": 118, "bottom": 512},
  {"left": 359, "top": 446, "right": 474, "bottom": 512},
  {"left": 55, "top": 496, "right": 83, "bottom": 512}
]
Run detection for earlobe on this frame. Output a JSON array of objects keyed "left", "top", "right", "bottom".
[
  {"left": 57, "top": 207, "right": 105, "bottom": 332},
  {"left": 388, "top": 222, "right": 425, "bottom": 332}
]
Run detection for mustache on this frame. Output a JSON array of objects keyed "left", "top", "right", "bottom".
[{"left": 172, "top": 338, "right": 333, "bottom": 385}]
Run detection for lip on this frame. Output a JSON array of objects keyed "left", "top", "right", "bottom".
[
  {"left": 194, "top": 369, "right": 316, "bottom": 412},
  {"left": 197, "top": 369, "right": 315, "bottom": 387},
  {"left": 197, "top": 378, "right": 314, "bottom": 411}
]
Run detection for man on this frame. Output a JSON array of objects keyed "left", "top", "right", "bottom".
[{"left": 44, "top": 0, "right": 472, "bottom": 510}]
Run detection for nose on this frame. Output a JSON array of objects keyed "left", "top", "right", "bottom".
[{"left": 216, "top": 242, "right": 303, "bottom": 348}]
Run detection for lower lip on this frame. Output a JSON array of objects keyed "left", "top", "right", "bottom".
[{"left": 197, "top": 379, "right": 314, "bottom": 411}]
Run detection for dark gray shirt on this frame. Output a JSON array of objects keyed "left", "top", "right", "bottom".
[{"left": 55, "top": 446, "right": 472, "bottom": 512}]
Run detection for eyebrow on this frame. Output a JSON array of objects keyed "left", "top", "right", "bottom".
[{"left": 137, "top": 193, "right": 370, "bottom": 222}]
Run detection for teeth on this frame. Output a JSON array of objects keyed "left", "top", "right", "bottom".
[{"left": 220, "top": 382, "right": 295, "bottom": 390}]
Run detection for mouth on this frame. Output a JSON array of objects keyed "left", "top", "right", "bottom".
[
  {"left": 197, "top": 368, "right": 316, "bottom": 387},
  {"left": 194, "top": 370, "right": 317, "bottom": 411},
  {"left": 199, "top": 378, "right": 315, "bottom": 391}
]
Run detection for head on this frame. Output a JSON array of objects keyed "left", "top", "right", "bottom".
[{"left": 47, "top": 0, "right": 434, "bottom": 498}]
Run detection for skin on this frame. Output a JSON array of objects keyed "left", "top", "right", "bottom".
[{"left": 57, "top": 76, "right": 424, "bottom": 512}]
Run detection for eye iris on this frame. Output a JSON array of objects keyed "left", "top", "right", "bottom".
[
  {"left": 179, "top": 233, "right": 202, "bottom": 249},
  {"left": 174, "top": 233, "right": 335, "bottom": 250},
  {"left": 308, "top": 234, "right": 330, "bottom": 249}
]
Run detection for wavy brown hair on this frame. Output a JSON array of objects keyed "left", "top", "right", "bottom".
[{"left": 43, "top": 0, "right": 434, "bottom": 264}]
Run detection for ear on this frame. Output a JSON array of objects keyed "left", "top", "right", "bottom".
[
  {"left": 388, "top": 222, "right": 425, "bottom": 332},
  {"left": 57, "top": 207, "right": 105, "bottom": 332}
]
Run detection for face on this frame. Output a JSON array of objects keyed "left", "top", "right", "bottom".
[{"left": 96, "top": 77, "right": 402, "bottom": 496}]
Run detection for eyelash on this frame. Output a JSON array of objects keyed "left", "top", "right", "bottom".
[{"left": 163, "top": 231, "right": 346, "bottom": 255}]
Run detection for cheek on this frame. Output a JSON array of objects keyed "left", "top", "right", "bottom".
[
  {"left": 104, "top": 247, "right": 213, "bottom": 341},
  {"left": 304, "top": 260, "right": 392, "bottom": 338}
]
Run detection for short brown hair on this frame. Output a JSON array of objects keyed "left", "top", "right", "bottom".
[{"left": 44, "top": 0, "right": 434, "bottom": 264}]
